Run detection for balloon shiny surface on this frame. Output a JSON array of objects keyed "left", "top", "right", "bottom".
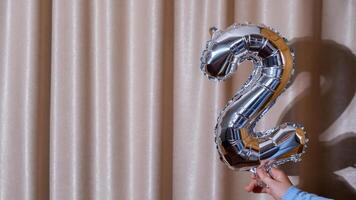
[{"left": 200, "top": 23, "right": 308, "bottom": 171}]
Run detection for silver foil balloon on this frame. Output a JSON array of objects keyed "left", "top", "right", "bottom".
[{"left": 200, "top": 23, "right": 308, "bottom": 171}]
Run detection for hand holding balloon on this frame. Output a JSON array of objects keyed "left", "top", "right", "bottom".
[
  {"left": 200, "top": 23, "right": 308, "bottom": 171},
  {"left": 245, "top": 160, "right": 293, "bottom": 199},
  {"left": 245, "top": 161, "right": 330, "bottom": 200}
]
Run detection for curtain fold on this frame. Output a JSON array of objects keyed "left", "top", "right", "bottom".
[{"left": 1, "top": 0, "right": 356, "bottom": 199}]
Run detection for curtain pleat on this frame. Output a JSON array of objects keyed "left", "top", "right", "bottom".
[
  {"left": 0, "top": 0, "right": 356, "bottom": 199},
  {"left": 0, "top": 0, "right": 51, "bottom": 199}
]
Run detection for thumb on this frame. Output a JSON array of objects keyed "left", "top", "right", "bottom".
[
  {"left": 269, "top": 167, "right": 290, "bottom": 183},
  {"left": 256, "top": 168, "right": 276, "bottom": 186}
]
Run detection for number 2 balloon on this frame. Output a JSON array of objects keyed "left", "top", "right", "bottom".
[{"left": 200, "top": 23, "right": 308, "bottom": 171}]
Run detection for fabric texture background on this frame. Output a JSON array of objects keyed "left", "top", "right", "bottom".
[{"left": 1, "top": 0, "right": 356, "bottom": 199}]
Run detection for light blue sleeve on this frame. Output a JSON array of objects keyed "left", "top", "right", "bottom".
[{"left": 283, "top": 186, "right": 333, "bottom": 200}]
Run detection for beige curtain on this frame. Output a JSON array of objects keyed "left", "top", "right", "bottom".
[{"left": 1, "top": 0, "right": 356, "bottom": 199}]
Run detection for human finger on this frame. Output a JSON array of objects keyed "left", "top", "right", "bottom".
[
  {"left": 259, "top": 160, "right": 269, "bottom": 167},
  {"left": 256, "top": 168, "right": 276, "bottom": 186},
  {"left": 259, "top": 186, "right": 271, "bottom": 194},
  {"left": 244, "top": 180, "right": 257, "bottom": 192},
  {"left": 269, "top": 168, "right": 291, "bottom": 183},
  {"left": 250, "top": 173, "right": 257, "bottom": 179}
]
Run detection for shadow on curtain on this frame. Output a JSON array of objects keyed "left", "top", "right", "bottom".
[{"left": 280, "top": 38, "right": 356, "bottom": 199}]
